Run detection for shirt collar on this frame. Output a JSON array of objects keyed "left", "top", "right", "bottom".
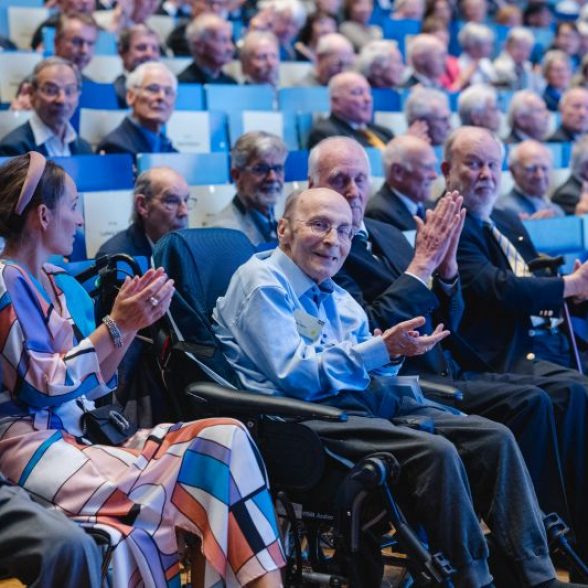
[
  {"left": 393, "top": 189, "right": 420, "bottom": 216},
  {"left": 270, "top": 248, "right": 335, "bottom": 299},
  {"left": 29, "top": 111, "right": 76, "bottom": 147},
  {"left": 129, "top": 115, "right": 170, "bottom": 151}
]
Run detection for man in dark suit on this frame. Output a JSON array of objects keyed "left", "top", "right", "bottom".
[
  {"left": 403, "top": 34, "right": 447, "bottom": 89},
  {"left": 97, "top": 166, "right": 190, "bottom": 257},
  {"left": 0, "top": 57, "right": 92, "bottom": 157},
  {"left": 547, "top": 87, "right": 588, "bottom": 142},
  {"left": 114, "top": 24, "right": 161, "bottom": 108},
  {"left": 552, "top": 135, "right": 588, "bottom": 215},
  {"left": 97, "top": 62, "right": 178, "bottom": 155},
  {"left": 307, "top": 71, "right": 393, "bottom": 149},
  {"left": 504, "top": 90, "right": 550, "bottom": 144},
  {"left": 54, "top": 12, "right": 98, "bottom": 82},
  {"left": 309, "top": 135, "right": 588, "bottom": 565},
  {"left": 177, "top": 13, "right": 237, "bottom": 84}
]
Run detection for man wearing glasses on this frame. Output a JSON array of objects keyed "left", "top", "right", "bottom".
[
  {"left": 207, "top": 131, "right": 287, "bottom": 246},
  {"left": 97, "top": 61, "right": 178, "bottom": 156},
  {"left": 0, "top": 57, "right": 92, "bottom": 156}
]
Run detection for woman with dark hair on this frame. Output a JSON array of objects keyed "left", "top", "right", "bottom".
[
  {"left": 294, "top": 11, "right": 337, "bottom": 61},
  {"left": 0, "top": 152, "right": 284, "bottom": 588}
]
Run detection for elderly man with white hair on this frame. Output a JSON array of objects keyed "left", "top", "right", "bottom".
[
  {"left": 297, "top": 32, "right": 355, "bottom": 86},
  {"left": 96, "top": 61, "right": 178, "bottom": 155},
  {"left": 178, "top": 13, "right": 236, "bottom": 84},
  {"left": 493, "top": 27, "right": 545, "bottom": 92},
  {"left": 240, "top": 30, "right": 280, "bottom": 86},
  {"left": 356, "top": 39, "right": 405, "bottom": 88},
  {"left": 405, "top": 33, "right": 447, "bottom": 88},
  {"left": 307, "top": 71, "right": 393, "bottom": 148},
  {"left": 457, "top": 22, "right": 497, "bottom": 86},
  {"left": 552, "top": 134, "right": 588, "bottom": 215},
  {"left": 405, "top": 87, "right": 452, "bottom": 146},
  {"left": 497, "top": 140, "right": 564, "bottom": 219},
  {"left": 548, "top": 86, "right": 588, "bottom": 142},
  {"left": 259, "top": 0, "right": 306, "bottom": 60},
  {"left": 504, "top": 90, "right": 550, "bottom": 143},
  {"left": 458, "top": 84, "right": 501, "bottom": 133}
]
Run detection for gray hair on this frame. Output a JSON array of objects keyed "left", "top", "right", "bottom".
[
  {"left": 316, "top": 33, "right": 353, "bottom": 57},
  {"left": 258, "top": 0, "right": 306, "bottom": 28},
  {"left": 240, "top": 30, "right": 279, "bottom": 61},
  {"left": 506, "top": 90, "right": 544, "bottom": 128},
  {"left": 458, "top": 84, "right": 497, "bottom": 125},
  {"left": 356, "top": 40, "right": 400, "bottom": 79},
  {"left": 505, "top": 26, "right": 534, "bottom": 47},
  {"left": 405, "top": 87, "right": 448, "bottom": 124},
  {"left": 185, "top": 13, "right": 232, "bottom": 45},
  {"left": 507, "top": 140, "right": 552, "bottom": 168},
  {"left": 231, "top": 131, "right": 287, "bottom": 170},
  {"left": 571, "top": 134, "right": 588, "bottom": 176},
  {"left": 132, "top": 168, "right": 159, "bottom": 223},
  {"left": 308, "top": 136, "right": 371, "bottom": 182},
  {"left": 406, "top": 34, "right": 443, "bottom": 67},
  {"left": 126, "top": 61, "right": 177, "bottom": 92},
  {"left": 541, "top": 49, "right": 571, "bottom": 77},
  {"left": 444, "top": 126, "right": 505, "bottom": 163},
  {"left": 32, "top": 56, "right": 81, "bottom": 88},
  {"left": 458, "top": 22, "right": 495, "bottom": 50}
]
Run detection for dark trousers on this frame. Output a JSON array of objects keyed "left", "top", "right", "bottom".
[
  {"left": 306, "top": 380, "right": 556, "bottom": 588},
  {"left": 0, "top": 481, "right": 102, "bottom": 588}
]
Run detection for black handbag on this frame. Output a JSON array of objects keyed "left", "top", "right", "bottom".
[{"left": 81, "top": 404, "right": 138, "bottom": 445}]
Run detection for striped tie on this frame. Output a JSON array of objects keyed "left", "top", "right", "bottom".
[
  {"left": 486, "top": 223, "right": 531, "bottom": 277},
  {"left": 360, "top": 128, "right": 387, "bottom": 150}
]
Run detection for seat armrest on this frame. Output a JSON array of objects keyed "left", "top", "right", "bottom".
[
  {"left": 420, "top": 379, "right": 463, "bottom": 402},
  {"left": 185, "top": 381, "right": 348, "bottom": 421}
]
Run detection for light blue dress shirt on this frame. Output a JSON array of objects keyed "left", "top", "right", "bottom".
[{"left": 213, "top": 248, "right": 400, "bottom": 402}]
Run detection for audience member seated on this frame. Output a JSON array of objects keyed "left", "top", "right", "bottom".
[
  {"left": 572, "top": 53, "right": 588, "bottom": 89},
  {"left": 497, "top": 140, "right": 564, "bottom": 219},
  {"left": 459, "top": 0, "right": 486, "bottom": 23},
  {"left": 505, "top": 90, "right": 550, "bottom": 143},
  {"left": 315, "top": 0, "right": 343, "bottom": 21},
  {"left": 0, "top": 152, "right": 284, "bottom": 588},
  {"left": 404, "top": 33, "right": 447, "bottom": 89},
  {"left": 356, "top": 39, "right": 405, "bottom": 89},
  {"left": 157, "top": 0, "right": 193, "bottom": 18},
  {"left": 390, "top": 0, "right": 424, "bottom": 20},
  {"left": 319, "top": 136, "right": 588, "bottom": 558},
  {"left": 10, "top": 76, "right": 34, "bottom": 113},
  {"left": 213, "top": 180, "right": 584, "bottom": 588},
  {"left": 420, "top": 18, "right": 461, "bottom": 91},
  {"left": 366, "top": 134, "right": 437, "bottom": 227},
  {"left": 551, "top": 21, "right": 581, "bottom": 70},
  {"left": 494, "top": 4, "right": 523, "bottom": 26},
  {"left": 31, "top": 0, "right": 96, "bottom": 51},
  {"left": 457, "top": 84, "right": 501, "bottom": 133},
  {"left": 0, "top": 58, "right": 92, "bottom": 157},
  {"left": 493, "top": 27, "right": 544, "bottom": 93},
  {"left": 114, "top": 24, "right": 161, "bottom": 108},
  {"left": 54, "top": 12, "right": 99, "bottom": 83},
  {"left": 261, "top": 0, "right": 307, "bottom": 61},
  {"left": 293, "top": 11, "right": 337, "bottom": 62},
  {"left": 404, "top": 87, "right": 451, "bottom": 146},
  {"left": 548, "top": 87, "right": 588, "bottom": 142},
  {"left": 97, "top": 166, "right": 190, "bottom": 257},
  {"left": 423, "top": 0, "right": 453, "bottom": 26},
  {"left": 307, "top": 71, "right": 393, "bottom": 149},
  {"left": 93, "top": 0, "right": 161, "bottom": 34},
  {"left": 178, "top": 13, "right": 237, "bottom": 84},
  {"left": 240, "top": 31, "right": 280, "bottom": 87},
  {"left": 339, "top": 0, "right": 382, "bottom": 51},
  {"left": 523, "top": 1, "right": 553, "bottom": 29},
  {"left": 456, "top": 22, "right": 497, "bottom": 87},
  {"left": 207, "top": 131, "right": 286, "bottom": 245},
  {"left": 296, "top": 33, "right": 355, "bottom": 86},
  {"left": 97, "top": 62, "right": 177, "bottom": 155},
  {"left": 0, "top": 472, "right": 102, "bottom": 588},
  {"left": 542, "top": 50, "right": 573, "bottom": 111},
  {"left": 552, "top": 135, "right": 588, "bottom": 215}
]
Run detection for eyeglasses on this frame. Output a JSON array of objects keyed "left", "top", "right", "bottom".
[
  {"left": 136, "top": 83, "right": 176, "bottom": 98},
  {"left": 520, "top": 164, "right": 550, "bottom": 174},
  {"left": 156, "top": 195, "right": 194, "bottom": 211},
  {"left": 291, "top": 218, "right": 355, "bottom": 242},
  {"left": 244, "top": 163, "right": 285, "bottom": 176},
  {"left": 37, "top": 83, "right": 80, "bottom": 98},
  {"left": 66, "top": 36, "right": 96, "bottom": 48}
]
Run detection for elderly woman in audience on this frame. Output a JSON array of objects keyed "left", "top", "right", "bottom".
[
  {"left": 457, "top": 83, "right": 501, "bottom": 133},
  {"left": 339, "top": 0, "right": 381, "bottom": 51},
  {"left": 542, "top": 49, "right": 573, "bottom": 111},
  {"left": 457, "top": 22, "right": 496, "bottom": 86},
  {"left": 0, "top": 152, "right": 284, "bottom": 588},
  {"left": 505, "top": 90, "right": 550, "bottom": 143},
  {"left": 421, "top": 17, "right": 461, "bottom": 90},
  {"left": 405, "top": 87, "right": 452, "bottom": 146},
  {"left": 294, "top": 11, "right": 338, "bottom": 61},
  {"left": 356, "top": 39, "right": 405, "bottom": 88}
]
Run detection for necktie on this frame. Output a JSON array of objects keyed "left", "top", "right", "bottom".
[
  {"left": 486, "top": 222, "right": 531, "bottom": 277},
  {"left": 354, "top": 230, "right": 373, "bottom": 253},
  {"left": 360, "top": 128, "right": 387, "bottom": 150},
  {"left": 416, "top": 204, "right": 426, "bottom": 220}
]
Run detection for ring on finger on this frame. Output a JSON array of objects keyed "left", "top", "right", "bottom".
[{"left": 149, "top": 296, "right": 159, "bottom": 307}]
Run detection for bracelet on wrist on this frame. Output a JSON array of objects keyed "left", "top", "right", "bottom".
[{"left": 102, "top": 315, "right": 123, "bottom": 348}]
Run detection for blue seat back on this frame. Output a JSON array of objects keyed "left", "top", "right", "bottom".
[
  {"left": 136, "top": 152, "right": 231, "bottom": 185},
  {"left": 204, "top": 84, "right": 275, "bottom": 112},
  {"left": 285, "top": 150, "right": 309, "bottom": 181},
  {"left": 79, "top": 81, "right": 119, "bottom": 109},
  {"left": 371, "top": 88, "right": 402, "bottom": 112},
  {"left": 51, "top": 154, "right": 135, "bottom": 191},
  {"left": 279, "top": 87, "right": 329, "bottom": 113},
  {"left": 175, "top": 84, "right": 205, "bottom": 110}
]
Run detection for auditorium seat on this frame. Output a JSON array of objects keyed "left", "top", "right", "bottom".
[
  {"left": 204, "top": 83, "right": 275, "bottom": 111},
  {"left": 0, "top": 110, "right": 31, "bottom": 141},
  {"left": 166, "top": 110, "right": 229, "bottom": 152},
  {"left": 83, "top": 55, "right": 123, "bottom": 83},
  {"left": 279, "top": 86, "right": 329, "bottom": 113},
  {"left": 0, "top": 52, "right": 41, "bottom": 102},
  {"left": 228, "top": 110, "right": 299, "bottom": 150},
  {"left": 6, "top": 5, "right": 47, "bottom": 49}
]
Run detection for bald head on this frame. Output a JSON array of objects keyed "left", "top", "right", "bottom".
[
  {"left": 329, "top": 71, "right": 373, "bottom": 126},
  {"left": 560, "top": 87, "right": 588, "bottom": 135},
  {"left": 442, "top": 127, "right": 504, "bottom": 219},
  {"left": 383, "top": 135, "right": 438, "bottom": 203},
  {"left": 279, "top": 187, "right": 354, "bottom": 283}
]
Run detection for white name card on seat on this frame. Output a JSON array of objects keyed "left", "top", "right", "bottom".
[
  {"left": 166, "top": 111, "right": 211, "bottom": 153},
  {"left": 80, "top": 109, "right": 128, "bottom": 150},
  {"left": 7, "top": 7, "right": 49, "bottom": 49},
  {"left": 83, "top": 189, "right": 133, "bottom": 258},
  {"left": 0, "top": 53, "right": 41, "bottom": 101},
  {"left": 242, "top": 111, "right": 284, "bottom": 138}
]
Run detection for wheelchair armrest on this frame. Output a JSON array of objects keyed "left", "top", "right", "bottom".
[
  {"left": 185, "top": 381, "right": 348, "bottom": 421},
  {"left": 420, "top": 379, "right": 463, "bottom": 402},
  {"left": 527, "top": 255, "right": 565, "bottom": 274}
]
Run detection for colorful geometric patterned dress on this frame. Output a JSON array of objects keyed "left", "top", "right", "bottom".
[{"left": 0, "top": 261, "right": 285, "bottom": 587}]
